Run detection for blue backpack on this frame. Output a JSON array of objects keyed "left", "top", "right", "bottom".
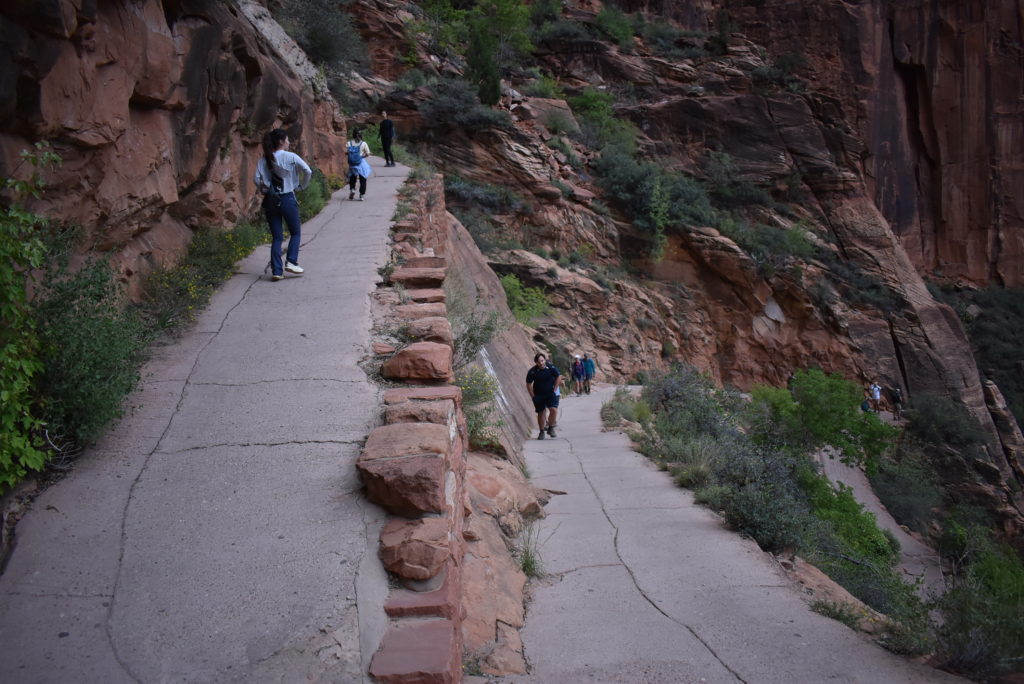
[{"left": 347, "top": 142, "right": 362, "bottom": 166}]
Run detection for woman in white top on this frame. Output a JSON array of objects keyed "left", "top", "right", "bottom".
[
  {"left": 346, "top": 129, "right": 373, "bottom": 201},
  {"left": 254, "top": 128, "right": 312, "bottom": 280}
]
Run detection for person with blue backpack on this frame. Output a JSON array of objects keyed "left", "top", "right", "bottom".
[{"left": 346, "top": 129, "right": 372, "bottom": 200}]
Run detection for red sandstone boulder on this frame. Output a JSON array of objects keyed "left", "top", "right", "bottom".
[
  {"left": 382, "top": 342, "right": 453, "bottom": 383},
  {"left": 369, "top": 618, "right": 460, "bottom": 684},
  {"left": 394, "top": 303, "right": 448, "bottom": 320},
  {"left": 460, "top": 514, "right": 526, "bottom": 651},
  {"left": 406, "top": 288, "right": 446, "bottom": 304},
  {"left": 405, "top": 317, "right": 454, "bottom": 346},
  {"left": 362, "top": 423, "right": 452, "bottom": 462},
  {"left": 390, "top": 267, "right": 447, "bottom": 288},
  {"left": 385, "top": 399, "right": 457, "bottom": 426},
  {"left": 384, "top": 386, "right": 463, "bottom": 406},
  {"left": 380, "top": 518, "right": 451, "bottom": 580},
  {"left": 357, "top": 455, "right": 447, "bottom": 517}
]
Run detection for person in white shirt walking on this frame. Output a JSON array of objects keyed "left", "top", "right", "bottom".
[{"left": 254, "top": 128, "right": 312, "bottom": 281}]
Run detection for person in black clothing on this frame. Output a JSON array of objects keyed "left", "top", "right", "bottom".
[
  {"left": 379, "top": 111, "right": 396, "bottom": 167},
  {"left": 526, "top": 352, "right": 561, "bottom": 439}
]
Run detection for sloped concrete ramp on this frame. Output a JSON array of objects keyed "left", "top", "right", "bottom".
[
  {"left": 505, "top": 386, "right": 960, "bottom": 684},
  {"left": 0, "top": 160, "right": 406, "bottom": 683}
]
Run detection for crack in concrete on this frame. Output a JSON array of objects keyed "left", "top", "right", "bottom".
[
  {"left": 190, "top": 378, "right": 366, "bottom": 387},
  {"left": 105, "top": 273, "right": 264, "bottom": 684},
  {"left": 565, "top": 436, "right": 750, "bottom": 684},
  {"left": 5, "top": 591, "right": 113, "bottom": 599},
  {"left": 156, "top": 439, "right": 363, "bottom": 455}
]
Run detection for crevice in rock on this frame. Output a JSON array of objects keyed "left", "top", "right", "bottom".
[{"left": 157, "top": 439, "right": 364, "bottom": 455}]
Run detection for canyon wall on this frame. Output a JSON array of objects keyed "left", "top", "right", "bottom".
[
  {"left": 721, "top": 0, "right": 1024, "bottom": 287},
  {"left": 0, "top": 0, "right": 347, "bottom": 295}
]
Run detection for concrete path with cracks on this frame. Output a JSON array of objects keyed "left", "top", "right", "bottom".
[
  {"left": 506, "top": 386, "right": 959, "bottom": 684},
  {"left": 0, "top": 159, "right": 405, "bottom": 684}
]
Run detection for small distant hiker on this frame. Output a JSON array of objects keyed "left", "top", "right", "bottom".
[
  {"left": 379, "top": 111, "right": 396, "bottom": 167},
  {"left": 582, "top": 353, "right": 596, "bottom": 394},
  {"left": 346, "top": 129, "right": 372, "bottom": 201},
  {"left": 891, "top": 386, "right": 904, "bottom": 422},
  {"left": 254, "top": 128, "right": 311, "bottom": 281},
  {"left": 869, "top": 380, "right": 882, "bottom": 412},
  {"left": 571, "top": 355, "right": 586, "bottom": 396},
  {"left": 860, "top": 393, "right": 872, "bottom": 413},
  {"left": 527, "top": 352, "right": 561, "bottom": 439}
]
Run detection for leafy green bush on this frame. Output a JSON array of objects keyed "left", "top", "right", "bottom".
[
  {"left": 0, "top": 148, "right": 53, "bottom": 485},
  {"left": 595, "top": 7, "right": 635, "bottom": 48},
  {"left": 500, "top": 274, "right": 550, "bottom": 325},
  {"left": 568, "top": 88, "right": 638, "bottom": 150},
  {"left": 524, "top": 74, "right": 564, "bottom": 98},
  {"left": 638, "top": 20, "right": 705, "bottom": 59},
  {"left": 33, "top": 258, "right": 151, "bottom": 447},
  {"left": 298, "top": 168, "right": 329, "bottom": 221},
  {"left": 868, "top": 449, "right": 943, "bottom": 535},
  {"left": 935, "top": 542, "right": 1024, "bottom": 679},
  {"left": 445, "top": 175, "right": 527, "bottom": 213},
  {"left": 749, "top": 368, "right": 898, "bottom": 464},
  {"left": 452, "top": 207, "right": 523, "bottom": 255},
  {"left": 904, "top": 392, "right": 987, "bottom": 451},
  {"left": 143, "top": 221, "right": 268, "bottom": 330},
  {"left": 275, "top": 0, "right": 367, "bottom": 68},
  {"left": 798, "top": 469, "right": 899, "bottom": 564},
  {"left": 534, "top": 18, "right": 592, "bottom": 44},
  {"left": 703, "top": 151, "right": 774, "bottom": 209},
  {"left": 420, "top": 78, "right": 513, "bottom": 132},
  {"left": 455, "top": 366, "right": 504, "bottom": 452},
  {"left": 714, "top": 217, "right": 816, "bottom": 276},
  {"left": 444, "top": 277, "right": 509, "bottom": 369}
]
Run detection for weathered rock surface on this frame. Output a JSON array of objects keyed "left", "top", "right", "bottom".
[
  {"left": 381, "top": 342, "right": 454, "bottom": 383},
  {"left": 380, "top": 517, "right": 451, "bottom": 581},
  {"left": 0, "top": 0, "right": 346, "bottom": 296}
]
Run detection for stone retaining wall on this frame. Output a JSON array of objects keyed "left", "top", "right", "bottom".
[{"left": 361, "top": 174, "right": 545, "bottom": 682}]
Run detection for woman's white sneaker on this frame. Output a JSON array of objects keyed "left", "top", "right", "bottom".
[{"left": 285, "top": 262, "right": 304, "bottom": 274}]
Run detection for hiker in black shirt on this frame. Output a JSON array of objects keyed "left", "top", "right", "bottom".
[
  {"left": 379, "top": 111, "right": 396, "bottom": 167},
  {"left": 526, "top": 353, "right": 561, "bottom": 439}
]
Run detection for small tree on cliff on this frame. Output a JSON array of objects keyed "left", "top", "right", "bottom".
[
  {"left": 750, "top": 368, "right": 898, "bottom": 464},
  {"left": 466, "top": 18, "right": 501, "bottom": 106}
]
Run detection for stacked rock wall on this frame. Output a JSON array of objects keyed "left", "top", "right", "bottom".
[{"left": 360, "top": 174, "right": 545, "bottom": 682}]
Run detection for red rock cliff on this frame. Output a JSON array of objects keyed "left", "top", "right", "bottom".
[
  {"left": 0, "top": 0, "right": 348, "bottom": 294},
  {"left": 720, "top": 0, "right": 1024, "bottom": 287}
]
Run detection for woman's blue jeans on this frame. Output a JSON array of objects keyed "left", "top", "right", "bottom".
[{"left": 264, "top": 192, "right": 300, "bottom": 276}]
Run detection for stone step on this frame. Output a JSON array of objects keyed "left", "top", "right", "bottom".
[{"left": 369, "top": 618, "right": 461, "bottom": 684}]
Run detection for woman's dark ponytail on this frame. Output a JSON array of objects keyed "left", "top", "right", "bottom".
[{"left": 262, "top": 129, "right": 288, "bottom": 187}]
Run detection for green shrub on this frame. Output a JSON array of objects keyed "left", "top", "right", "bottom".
[
  {"left": 274, "top": 0, "right": 367, "bottom": 73},
  {"left": 33, "top": 258, "right": 152, "bottom": 447},
  {"left": 525, "top": 74, "right": 564, "bottom": 98},
  {"left": 455, "top": 367, "right": 498, "bottom": 406},
  {"left": 935, "top": 542, "right": 1024, "bottom": 678},
  {"left": 500, "top": 274, "right": 550, "bottom": 325},
  {"left": 455, "top": 366, "right": 504, "bottom": 451},
  {"left": 904, "top": 393, "right": 987, "bottom": 451},
  {"left": 595, "top": 7, "right": 635, "bottom": 48},
  {"left": 750, "top": 368, "right": 898, "bottom": 464},
  {"left": 143, "top": 221, "right": 267, "bottom": 330},
  {"left": 868, "top": 449, "right": 943, "bottom": 535},
  {"left": 446, "top": 299, "right": 507, "bottom": 369},
  {"left": 0, "top": 149, "right": 52, "bottom": 485},
  {"left": 638, "top": 21, "right": 705, "bottom": 59},
  {"left": 535, "top": 19, "right": 592, "bottom": 44},
  {"left": 704, "top": 151, "right": 774, "bottom": 209},
  {"left": 420, "top": 79, "right": 513, "bottom": 132},
  {"left": 445, "top": 175, "right": 526, "bottom": 213},
  {"left": 452, "top": 207, "right": 523, "bottom": 255},
  {"left": 568, "top": 88, "right": 638, "bottom": 150},
  {"left": 810, "top": 600, "right": 861, "bottom": 629},
  {"left": 298, "top": 168, "right": 329, "bottom": 221},
  {"left": 798, "top": 469, "right": 899, "bottom": 565}
]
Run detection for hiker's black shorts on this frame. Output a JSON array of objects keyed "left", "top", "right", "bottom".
[{"left": 532, "top": 393, "right": 559, "bottom": 413}]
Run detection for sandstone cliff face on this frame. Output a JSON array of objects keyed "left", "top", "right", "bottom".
[
  {"left": 0, "top": 0, "right": 347, "bottom": 294},
  {"left": 720, "top": 0, "right": 1024, "bottom": 288}
]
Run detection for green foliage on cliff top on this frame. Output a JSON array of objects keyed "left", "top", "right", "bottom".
[{"left": 500, "top": 274, "right": 550, "bottom": 325}]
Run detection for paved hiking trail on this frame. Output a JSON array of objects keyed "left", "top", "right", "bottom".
[
  {"left": 0, "top": 159, "right": 405, "bottom": 683},
  {"left": 506, "top": 386, "right": 958, "bottom": 684}
]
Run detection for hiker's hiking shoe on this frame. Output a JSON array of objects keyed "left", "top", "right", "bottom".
[
  {"left": 285, "top": 262, "right": 304, "bottom": 275},
  {"left": 349, "top": 191, "right": 355, "bottom": 200},
  {"left": 547, "top": 426, "right": 556, "bottom": 438},
  {"left": 359, "top": 195, "right": 365, "bottom": 201},
  {"left": 537, "top": 430, "right": 545, "bottom": 440},
  {"left": 271, "top": 274, "right": 284, "bottom": 281}
]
